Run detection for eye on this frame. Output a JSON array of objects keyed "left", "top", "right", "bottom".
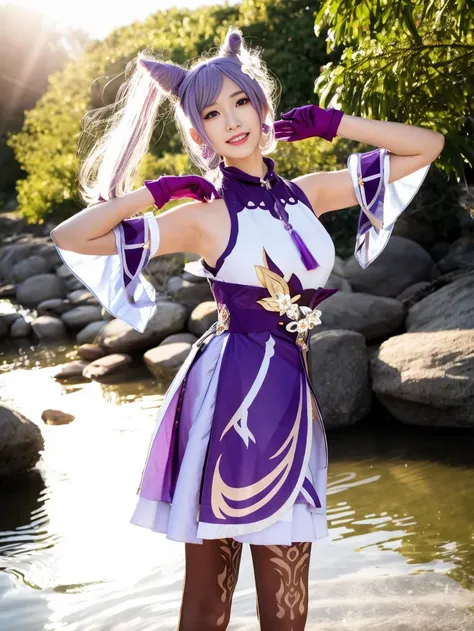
[{"left": 204, "top": 97, "right": 250, "bottom": 120}]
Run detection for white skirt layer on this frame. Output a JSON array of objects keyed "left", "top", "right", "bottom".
[{"left": 131, "top": 334, "right": 329, "bottom": 546}]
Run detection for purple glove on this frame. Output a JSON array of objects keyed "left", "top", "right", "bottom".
[
  {"left": 273, "top": 104, "right": 344, "bottom": 142},
  {"left": 144, "top": 175, "right": 221, "bottom": 209}
]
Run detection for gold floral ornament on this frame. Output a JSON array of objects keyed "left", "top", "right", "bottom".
[
  {"left": 254, "top": 250, "right": 323, "bottom": 351},
  {"left": 216, "top": 303, "right": 230, "bottom": 335}
]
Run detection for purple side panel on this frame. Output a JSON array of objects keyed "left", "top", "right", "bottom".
[{"left": 121, "top": 217, "right": 146, "bottom": 280}]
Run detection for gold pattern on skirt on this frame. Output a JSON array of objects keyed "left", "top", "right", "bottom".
[{"left": 254, "top": 248, "right": 322, "bottom": 351}]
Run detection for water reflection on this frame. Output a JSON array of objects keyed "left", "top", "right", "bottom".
[{"left": 1, "top": 340, "right": 473, "bottom": 630}]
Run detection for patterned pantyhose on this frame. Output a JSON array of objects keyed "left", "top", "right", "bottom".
[
  {"left": 177, "top": 539, "right": 312, "bottom": 631},
  {"left": 178, "top": 538, "right": 243, "bottom": 631},
  {"left": 251, "top": 542, "right": 312, "bottom": 631}
]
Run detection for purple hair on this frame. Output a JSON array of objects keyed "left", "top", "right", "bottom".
[{"left": 78, "top": 26, "right": 278, "bottom": 205}]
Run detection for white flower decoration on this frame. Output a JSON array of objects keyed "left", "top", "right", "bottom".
[{"left": 237, "top": 53, "right": 257, "bottom": 81}]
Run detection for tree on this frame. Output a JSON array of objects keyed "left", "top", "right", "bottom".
[{"left": 313, "top": 0, "right": 474, "bottom": 181}]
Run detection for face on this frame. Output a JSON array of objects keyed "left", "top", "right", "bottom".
[{"left": 190, "top": 74, "right": 266, "bottom": 162}]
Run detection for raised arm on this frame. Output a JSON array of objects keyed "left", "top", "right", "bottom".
[
  {"left": 51, "top": 185, "right": 205, "bottom": 258},
  {"left": 291, "top": 114, "right": 444, "bottom": 216}
]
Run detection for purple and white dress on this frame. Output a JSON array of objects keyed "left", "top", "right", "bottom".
[{"left": 51, "top": 148, "right": 431, "bottom": 545}]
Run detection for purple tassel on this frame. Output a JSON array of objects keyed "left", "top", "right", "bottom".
[{"left": 288, "top": 226, "right": 319, "bottom": 270}]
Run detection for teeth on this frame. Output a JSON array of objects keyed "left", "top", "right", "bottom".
[{"left": 228, "top": 134, "right": 247, "bottom": 143}]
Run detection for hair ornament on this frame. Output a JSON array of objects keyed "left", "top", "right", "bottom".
[{"left": 137, "top": 54, "right": 188, "bottom": 97}]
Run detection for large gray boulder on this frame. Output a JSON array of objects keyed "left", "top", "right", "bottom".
[
  {"left": 370, "top": 330, "right": 474, "bottom": 427},
  {"left": 16, "top": 273, "right": 66, "bottom": 306},
  {"left": 309, "top": 329, "right": 372, "bottom": 429},
  {"left": 344, "top": 236, "right": 439, "bottom": 297},
  {"left": 188, "top": 301, "right": 218, "bottom": 336},
  {"left": 437, "top": 235, "right": 474, "bottom": 272},
  {"left": 167, "top": 275, "right": 214, "bottom": 313},
  {"left": 82, "top": 353, "right": 134, "bottom": 384},
  {"left": 10, "top": 316, "right": 32, "bottom": 338},
  {"left": 10, "top": 255, "right": 49, "bottom": 283},
  {"left": 318, "top": 292, "right": 405, "bottom": 341},
  {"left": 0, "top": 405, "right": 44, "bottom": 478},
  {"left": 96, "top": 300, "right": 187, "bottom": 353},
  {"left": 406, "top": 273, "right": 474, "bottom": 332},
  {"left": 61, "top": 305, "right": 103, "bottom": 330},
  {"left": 76, "top": 320, "right": 107, "bottom": 344},
  {"left": 30, "top": 315, "right": 68, "bottom": 340},
  {"left": 144, "top": 341, "right": 194, "bottom": 380}
]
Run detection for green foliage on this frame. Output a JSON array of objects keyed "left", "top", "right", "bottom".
[{"left": 314, "top": 0, "right": 474, "bottom": 180}]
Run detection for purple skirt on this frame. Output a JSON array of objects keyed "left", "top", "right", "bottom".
[{"left": 130, "top": 330, "right": 330, "bottom": 546}]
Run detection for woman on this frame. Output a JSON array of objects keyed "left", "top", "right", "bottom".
[{"left": 50, "top": 26, "right": 444, "bottom": 631}]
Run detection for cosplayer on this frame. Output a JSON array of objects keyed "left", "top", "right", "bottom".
[{"left": 50, "top": 26, "right": 444, "bottom": 631}]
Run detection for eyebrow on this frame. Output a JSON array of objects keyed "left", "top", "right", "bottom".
[{"left": 205, "top": 90, "right": 246, "bottom": 109}]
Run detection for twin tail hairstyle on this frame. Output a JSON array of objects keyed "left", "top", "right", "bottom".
[{"left": 78, "top": 26, "right": 280, "bottom": 207}]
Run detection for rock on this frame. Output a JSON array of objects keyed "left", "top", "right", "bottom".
[
  {"left": 437, "top": 235, "right": 474, "bottom": 272},
  {"left": 0, "top": 284, "right": 16, "bottom": 298},
  {"left": 331, "top": 255, "right": 345, "bottom": 277},
  {"left": 326, "top": 272, "right": 352, "bottom": 292},
  {"left": 53, "top": 361, "right": 91, "bottom": 382},
  {"left": 0, "top": 405, "right": 44, "bottom": 478},
  {"left": 56, "top": 264, "right": 73, "bottom": 279},
  {"left": 406, "top": 274, "right": 474, "bottom": 332},
  {"left": 10, "top": 316, "right": 32, "bottom": 338},
  {"left": 160, "top": 332, "right": 198, "bottom": 346},
  {"left": 61, "top": 305, "right": 103, "bottom": 330},
  {"left": 76, "top": 320, "right": 107, "bottom": 344},
  {"left": 396, "top": 281, "right": 431, "bottom": 302},
  {"left": 16, "top": 273, "right": 66, "bottom": 307},
  {"left": 30, "top": 315, "right": 68, "bottom": 340},
  {"left": 37, "top": 297, "right": 73, "bottom": 316},
  {"left": 309, "top": 329, "right": 371, "bottom": 429},
  {"left": 67, "top": 289, "right": 97, "bottom": 305},
  {"left": 318, "top": 292, "right": 405, "bottom": 341},
  {"left": 0, "top": 317, "right": 8, "bottom": 340},
  {"left": 41, "top": 409, "right": 76, "bottom": 425},
  {"left": 182, "top": 270, "right": 207, "bottom": 283},
  {"left": 96, "top": 301, "right": 187, "bottom": 353},
  {"left": 167, "top": 275, "right": 213, "bottom": 313},
  {"left": 430, "top": 241, "right": 451, "bottom": 262},
  {"left": 370, "top": 330, "right": 474, "bottom": 427},
  {"left": 0, "top": 238, "right": 51, "bottom": 281},
  {"left": 76, "top": 343, "right": 107, "bottom": 361},
  {"left": 10, "top": 255, "right": 49, "bottom": 283},
  {"left": 3, "top": 313, "right": 23, "bottom": 327},
  {"left": 344, "top": 236, "right": 439, "bottom": 297},
  {"left": 188, "top": 301, "right": 218, "bottom": 336},
  {"left": 144, "top": 341, "right": 193, "bottom": 380},
  {"left": 82, "top": 353, "right": 134, "bottom": 384}
]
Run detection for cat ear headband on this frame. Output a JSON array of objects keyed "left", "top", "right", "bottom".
[{"left": 137, "top": 31, "right": 256, "bottom": 97}]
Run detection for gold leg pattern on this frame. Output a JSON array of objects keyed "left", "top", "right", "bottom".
[{"left": 251, "top": 542, "right": 312, "bottom": 631}]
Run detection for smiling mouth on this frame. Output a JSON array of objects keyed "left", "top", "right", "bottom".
[{"left": 226, "top": 132, "right": 250, "bottom": 144}]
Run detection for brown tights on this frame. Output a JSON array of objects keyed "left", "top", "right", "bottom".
[{"left": 178, "top": 538, "right": 311, "bottom": 631}]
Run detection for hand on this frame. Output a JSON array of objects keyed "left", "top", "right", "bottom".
[
  {"left": 144, "top": 175, "right": 221, "bottom": 209},
  {"left": 273, "top": 104, "right": 344, "bottom": 143}
]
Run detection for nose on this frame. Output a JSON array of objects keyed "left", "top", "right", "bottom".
[{"left": 225, "top": 115, "right": 241, "bottom": 131}]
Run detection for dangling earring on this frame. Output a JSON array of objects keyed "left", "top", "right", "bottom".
[
  {"left": 261, "top": 122, "right": 270, "bottom": 134},
  {"left": 201, "top": 144, "right": 213, "bottom": 160}
]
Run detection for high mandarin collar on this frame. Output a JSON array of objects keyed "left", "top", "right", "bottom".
[{"left": 219, "top": 156, "right": 277, "bottom": 188}]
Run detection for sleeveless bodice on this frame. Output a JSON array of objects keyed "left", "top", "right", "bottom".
[{"left": 184, "top": 156, "right": 336, "bottom": 293}]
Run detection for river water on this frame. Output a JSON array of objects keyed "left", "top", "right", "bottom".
[{"left": 1, "top": 336, "right": 473, "bottom": 631}]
